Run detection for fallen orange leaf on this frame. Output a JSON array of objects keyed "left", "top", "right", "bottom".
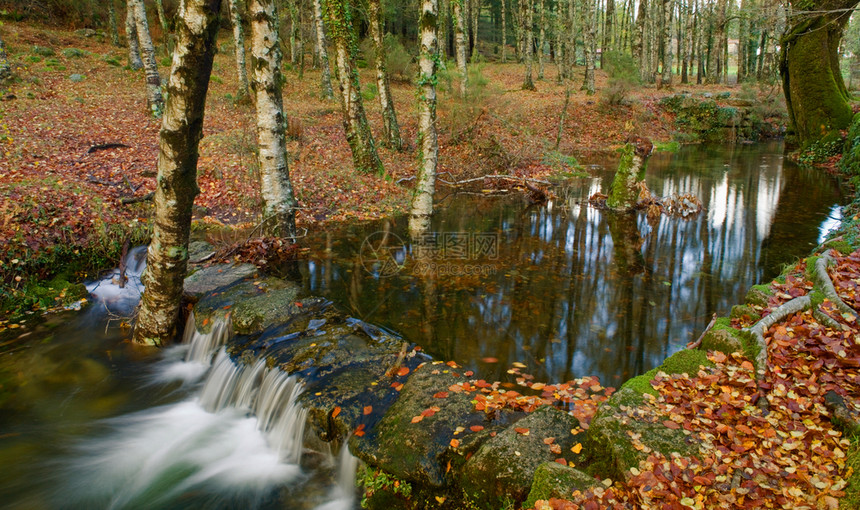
[
  {"left": 363, "top": 406, "right": 372, "bottom": 415},
  {"left": 332, "top": 406, "right": 341, "bottom": 418}
]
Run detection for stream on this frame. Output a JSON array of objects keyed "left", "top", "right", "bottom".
[{"left": 0, "top": 142, "right": 846, "bottom": 509}]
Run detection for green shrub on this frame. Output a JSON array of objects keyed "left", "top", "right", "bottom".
[
  {"left": 601, "top": 50, "right": 641, "bottom": 106},
  {"left": 797, "top": 131, "right": 844, "bottom": 165},
  {"left": 32, "top": 45, "right": 55, "bottom": 56},
  {"left": 61, "top": 48, "right": 86, "bottom": 58},
  {"left": 360, "top": 34, "right": 415, "bottom": 82}
]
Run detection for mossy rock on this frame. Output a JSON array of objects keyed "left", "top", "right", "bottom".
[
  {"left": 187, "top": 241, "right": 216, "bottom": 264},
  {"left": 523, "top": 462, "right": 599, "bottom": 509},
  {"left": 745, "top": 284, "right": 773, "bottom": 307},
  {"left": 730, "top": 304, "right": 761, "bottom": 323},
  {"left": 231, "top": 288, "right": 322, "bottom": 335},
  {"left": 822, "top": 239, "right": 855, "bottom": 256},
  {"left": 193, "top": 277, "right": 290, "bottom": 333},
  {"left": 62, "top": 48, "right": 86, "bottom": 58},
  {"left": 351, "top": 364, "right": 517, "bottom": 489},
  {"left": 461, "top": 406, "right": 586, "bottom": 508},
  {"left": 183, "top": 263, "right": 258, "bottom": 301},
  {"left": 586, "top": 349, "right": 712, "bottom": 482}
]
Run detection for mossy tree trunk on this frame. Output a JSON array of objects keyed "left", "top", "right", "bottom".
[
  {"left": 312, "top": 0, "right": 334, "bottom": 99},
  {"left": 155, "top": 0, "right": 172, "bottom": 55},
  {"left": 453, "top": 0, "right": 468, "bottom": 96},
  {"left": 368, "top": 0, "right": 403, "bottom": 150},
  {"left": 0, "top": 32, "right": 10, "bottom": 82},
  {"left": 606, "top": 136, "right": 653, "bottom": 210},
  {"left": 250, "top": 0, "right": 299, "bottom": 238},
  {"left": 522, "top": 0, "right": 535, "bottom": 90},
  {"left": 125, "top": 1, "right": 144, "bottom": 69},
  {"left": 659, "top": 0, "right": 673, "bottom": 87},
  {"left": 129, "top": 0, "right": 164, "bottom": 116},
  {"left": 229, "top": 0, "right": 250, "bottom": 101},
  {"left": 580, "top": 0, "right": 595, "bottom": 94},
  {"left": 324, "top": 0, "right": 385, "bottom": 174},
  {"left": 108, "top": 1, "right": 121, "bottom": 47},
  {"left": 134, "top": 0, "right": 223, "bottom": 346},
  {"left": 633, "top": 0, "right": 646, "bottom": 80},
  {"left": 537, "top": 0, "right": 545, "bottom": 79},
  {"left": 500, "top": 0, "right": 507, "bottom": 62},
  {"left": 780, "top": 0, "right": 858, "bottom": 145},
  {"left": 554, "top": 0, "right": 565, "bottom": 82},
  {"left": 409, "top": 0, "right": 439, "bottom": 236}
]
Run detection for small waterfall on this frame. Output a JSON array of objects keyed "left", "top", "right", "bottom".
[
  {"left": 200, "top": 349, "right": 308, "bottom": 463},
  {"left": 183, "top": 311, "right": 233, "bottom": 364},
  {"left": 314, "top": 443, "right": 360, "bottom": 510},
  {"left": 85, "top": 245, "right": 148, "bottom": 312}
]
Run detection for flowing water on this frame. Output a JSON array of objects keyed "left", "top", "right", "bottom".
[{"left": 0, "top": 142, "right": 845, "bottom": 508}]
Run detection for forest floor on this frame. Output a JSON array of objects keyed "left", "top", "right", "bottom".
[{"left": 0, "top": 22, "right": 785, "bottom": 317}]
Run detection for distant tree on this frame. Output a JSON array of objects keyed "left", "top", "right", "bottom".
[
  {"left": 128, "top": 0, "right": 164, "bottom": 116},
  {"left": 367, "top": 0, "right": 403, "bottom": 150},
  {"left": 324, "top": 0, "right": 385, "bottom": 174},
  {"left": 410, "top": 0, "right": 439, "bottom": 235},
  {"left": 522, "top": 0, "right": 535, "bottom": 90},
  {"left": 108, "top": 1, "right": 121, "bottom": 47},
  {"left": 0, "top": 32, "right": 10, "bottom": 82},
  {"left": 500, "top": 0, "right": 507, "bottom": 62},
  {"left": 453, "top": 0, "right": 469, "bottom": 96},
  {"left": 312, "top": 0, "right": 335, "bottom": 99},
  {"left": 154, "top": 0, "right": 172, "bottom": 54},
  {"left": 659, "top": 0, "right": 673, "bottom": 87},
  {"left": 125, "top": 1, "right": 144, "bottom": 70},
  {"left": 228, "top": 0, "right": 250, "bottom": 101},
  {"left": 134, "top": 0, "right": 224, "bottom": 346},
  {"left": 581, "top": 0, "right": 596, "bottom": 93},
  {"left": 249, "top": 0, "right": 299, "bottom": 237}
]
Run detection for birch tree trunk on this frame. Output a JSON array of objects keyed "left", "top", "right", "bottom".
[
  {"left": 537, "top": 0, "right": 545, "bottom": 79},
  {"left": 410, "top": 0, "right": 439, "bottom": 236},
  {"left": 707, "top": 0, "right": 726, "bottom": 83},
  {"left": 522, "top": 0, "right": 536, "bottom": 89},
  {"left": 501, "top": 0, "right": 507, "bottom": 62},
  {"left": 134, "top": 0, "right": 223, "bottom": 346},
  {"left": 454, "top": 0, "right": 469, "bottom": 96},
  {"left": 603, "top": 0, "right": 615, "bottom": 66},
  {"left": 368, "top": 0, "right": 403, "bottom": 150},
  {"left": 566, "top": 0, "right": 575, "bottom": 73},
  {"left": 229, "top": 0, "right": 250, "bottom": 101},
  {"left": 324, "top": 0, "right": 385, "bottom": 174},
  {"left": 249, "top": 0, "right": 298, "bottom": 238},
  {"left": 660, "top": 0, "right": 673, "bottom": 86},
  {"left": 471, "top": 0, "right": 480, "bottom": 57},
  {"left": 125, "top": 2, "right": 144, "bottom": 70},
  {"left": 554, "top": 0, "right": 565, "bottom": 82},
  {"left": 581, "top": 0, "right": 595, "bottom": 93},
  {"left": 109, "top": 1, "right": 121, "bottom": 47},
  {"left": 737, "top": 0, "right": 749, "bottom": 81},
  {"left": 312, "top": 0, "right": 334, "bottom": 99},
  {"left": 634, "top": 0, "right": 646, "bottom": 78},
  {"left": 155, "top": 0, "right": 172, "bottom": 55},
  {"left": 129, "top": 0, "right": 165, "bottom": 116},
  {"left": 289, "top": 0, "right": 300, "bottom": 64}
]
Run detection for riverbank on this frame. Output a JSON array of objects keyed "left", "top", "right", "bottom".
[{"left": 0, "top": 22, "right": 788, "bottom": 322}]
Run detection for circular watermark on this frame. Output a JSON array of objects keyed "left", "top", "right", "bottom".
[{"left": 359, "top": 231, "right": 408, "bottom": 278}]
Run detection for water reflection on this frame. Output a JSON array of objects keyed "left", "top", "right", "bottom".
[{"left": 299, "top": 142, "right": 844, "bottom": 386}]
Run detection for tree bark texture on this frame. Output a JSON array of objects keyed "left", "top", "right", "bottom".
[
  {"left": 410, "top": 0, "right": 439, "bottom": 236},
  {"left": 454, "top": 0, "right": 469, "bottom": 96},
  {"left": 324, "top": 0, "right": 384, "bottom": 174},
  {"left": 125, "top": 1, "right": 144, "bottom": 69},
  {"left": 312, "top": 0, "right": 334, "bottom": 99},
  {"left": 109, "top": 1, "right": 122, "bottom": 47},
  {"left": 581, "top": 0, "right": 596, "bottom": 94},
  {"left": 129, "top": 0, "right": 165, "bottom": 116},
  {"left": 660, "top": 0, "right": 673, "bottom": 87},
  {"left": 134, "top": 0, "right": 223, "bottom": 346},
  {"left": 522, "top": 0, "right": 535, "bottom": 90},
  {"left": 607, "top": 136, "right": 653, "bottom": 210},
  {"left": 368, "top": 0, "right": 403, "bottom": 150},
  {"left": 249, "top": 0, "right": 299, "bottom": 238},
  {"left": 229, "top": 0, "right": 250, "bottom": 100}
]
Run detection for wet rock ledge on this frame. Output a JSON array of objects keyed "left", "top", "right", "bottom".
[{"left": 181, "top": 244, "right": 717, "bottom": 510}]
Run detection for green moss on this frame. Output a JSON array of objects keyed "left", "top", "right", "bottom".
[
  {"left": 655, "top": 349, "right": 714, "bottom": 376},
  {"left": 606, "top": 144, "right": 639, "bottom": 209},
  {"left": 844, "top": 436, "right": 860, "bottom": 509},
  {"left": 822, "top": 239, "right": 854, "bottom": 255},
  {"left": 731, "top": 304, "right": 761, "bottom": 322},
  {"left": 805, "top": 256, "right": 821, "bottom": 280},
  {"left": 745, "top": 285, "right": 772, "bottom": 307},
  {"left": 523, "top": 462, "right": 598, "bottom": 509}
]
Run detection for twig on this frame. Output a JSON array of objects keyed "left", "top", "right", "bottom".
[
  {"left": 437, "top": 174, "right": 552, "bottom": 187},
  {"left": 87, "top": 143, "right": 129, "bottom": 154},
  {"left": 687, "top": 313, "right": 717, "bottom": 349},
  {"left": 120, "top": 191, "right": 154, "bottom": 204},
  {"left": 385, "top": 342, "right": 410, "bottom": 378}
]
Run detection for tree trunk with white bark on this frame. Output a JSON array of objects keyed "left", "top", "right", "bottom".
[
  {"left": 454, "top": 0, "right": 469, "bottom": 96},
  {"left": 312, "top": 0, "right": 334, "bottom": 99},
  {"left": 134, "top": 0, "right": 224, "bottom": 346},
  {"left": 229, "top": 0, "right": 250, "bottom": 101},
  {"left": 125, "top": 1, "right": 144, "bottom": 70},
  {"left": 129, "top": 0, "right": 164, "bottom": 116},
  {"left": 368, "top": 0, "right": 403, "bottom": 150}
]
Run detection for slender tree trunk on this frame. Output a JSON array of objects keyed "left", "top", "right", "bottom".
[
  {"left": 566, "top": 0, "right": 575, "bottom": 71},
  {"left": 634, "top": 0, "right": 646, "bottom": 79},
  {"left": 288, "top": 0, "right": 299, "bottom": 64},
  {"left": 554, "top": 0, "right": 565, "bottom": 81},
  {"left": 471, "top": 0, "right": 480, "bottom": 57},
  {"left": 410, "top": 0, "right": 439, "bottom": 235},
  {"left": 537, "top": 0, "right": 545, "bottom": 78},
  {"left": 522, "top": 0, "right": 536, "bottom": 89},
  {"left": 134, "top": 0, "right": 223, "bottom": 346},
  {"left": 125, "top": 2, "right": 143, "bottom": 70},
  {"left": 229, "top": 0, "right": 250, "bottom": 101},
  {"left": 682, "top": 0, "right": 693, "bottom": 83},
  {"left": 581, "top": 0, "right": 595, "bottom": 93},
  {"left": 707, "top": 0, "right": 725, "bottom": 83},
  {"left": 0, "top": 33, "right": 10, "bottom": 82},
  {"left": 249, "top": 0, "right": 298, "bottom": 238},
  {"left": 603, "top": 0, "right": 615, "bottom": 65},
  {"left": 454, "top": 0, "right": 469, "bottom": 96},
  {"left": 155, "top": 0, "right": 171, "bottom": 55},
  {"left": 440, "top": 0, "right": 449, "bottom": 57},
  {"left": 324, "top": 0, "right": 384, "bottom": 174},
  {"left": 781, "top": 0, "right": 857, "bottom": 144},
  {"left": 737, "top": 0, "right": 749, "bottom": 81},
  {"left": 660, "top": 0, "right": 673, "bottom": 86},
  {"left": 501, "top": 0, "right": 507, "bottom": 62},
  {"left": 109, "top": 1, "right": 121, "bottom": 47},
  {"left": 129, "top": 0, "right": 164, "bottom": 116},
  {"left": 312, "top": 0, "right": 334, "bottom": 99},
  {"left": 368, "top": 0, "right": 403, "bottom": 150}
]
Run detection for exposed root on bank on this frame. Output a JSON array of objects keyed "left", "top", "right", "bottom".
[{"left": 813, "top": 252, "right": 860, "bottom": 320}]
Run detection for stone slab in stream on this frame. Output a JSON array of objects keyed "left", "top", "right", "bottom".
[{"left": 183, "top": 263, "right": 258, "bottom": 301}]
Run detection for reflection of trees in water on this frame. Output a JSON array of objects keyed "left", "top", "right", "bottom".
[{"left": 300, "top": 144, "right": 842, "bottom": 385}]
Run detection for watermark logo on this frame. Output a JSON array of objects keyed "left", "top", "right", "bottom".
[
  {"left": 359, "top": 231, "right": 408, "bottom": 278},
  {"left": 359, "top": 231, "right": 499, "bottom": 278}
]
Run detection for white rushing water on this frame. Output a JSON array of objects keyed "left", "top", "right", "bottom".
[{"left": 58, "top": 310, "right": 357, "bottom": 509}]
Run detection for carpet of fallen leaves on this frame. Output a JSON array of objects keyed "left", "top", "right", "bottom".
[
  {"left": 532, "top": 251, "right": 860, "bottom": 509},
  {"left": 0, "top": 23, "right": 758, "bottom": 287}
]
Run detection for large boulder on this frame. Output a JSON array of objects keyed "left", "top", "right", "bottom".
[{"left": 461, "top": 405, "right": 586, "bottom": 508}]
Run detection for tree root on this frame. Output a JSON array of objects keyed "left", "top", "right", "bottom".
[{"left": 813, "top": 252, "right": 859, "bottom": 320}]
